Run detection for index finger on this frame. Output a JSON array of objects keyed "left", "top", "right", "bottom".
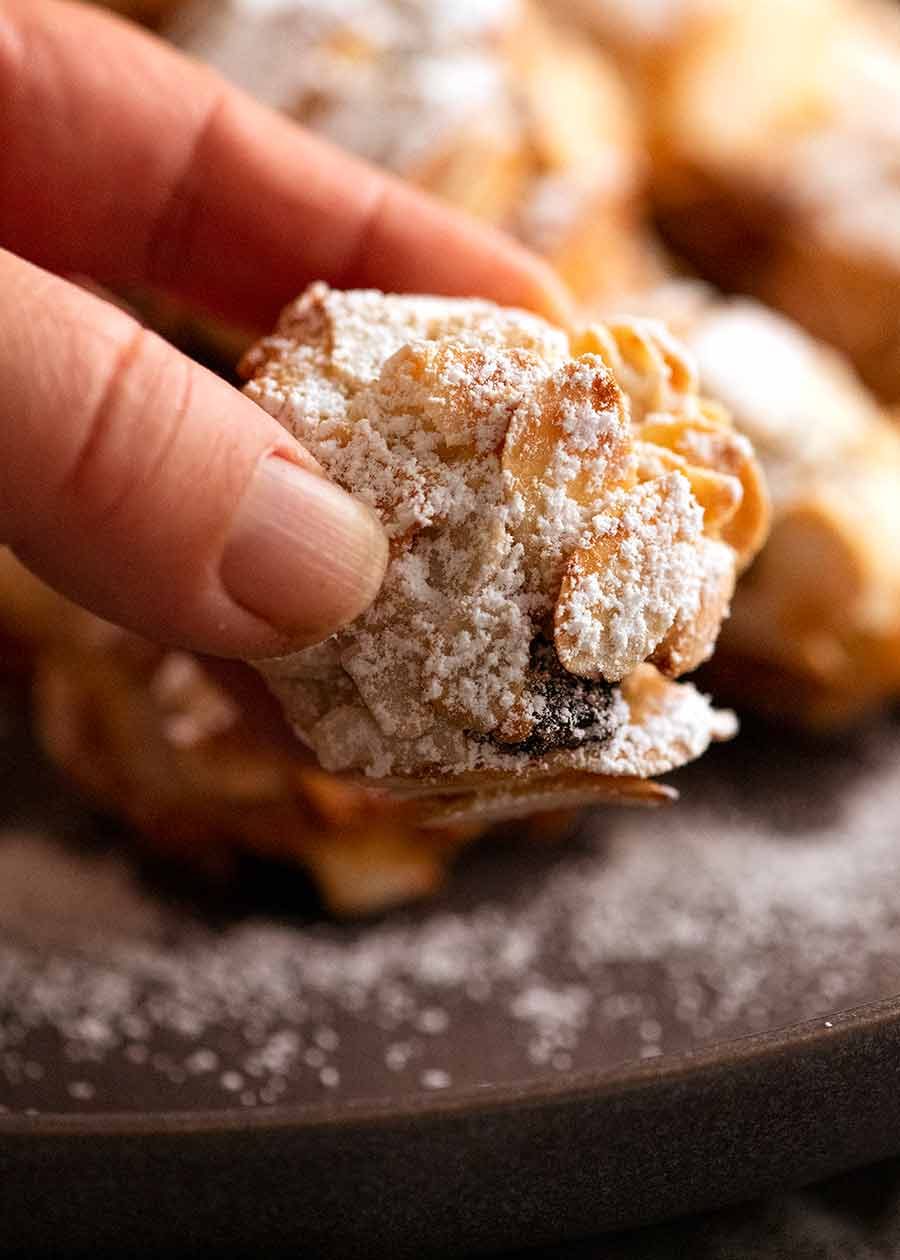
[{"left": 0, "top": 0, "right": 571, "bottom": 327}]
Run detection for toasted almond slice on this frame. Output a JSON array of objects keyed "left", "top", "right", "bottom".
[
  {"left": 638, "top": 412, "right": 770, "bottom": 566},
  {"left": 419, "top": 772, "right": 675, "bottom": 828},
  {"left": 302, "top": 819, "right": 470, "bottom": 916},
  {"left": 651, "top": 537, "right": 737, "bottom": 676},
  {"left": 554, "top": 471, "right": 704, "bottom": 681},
  {"left": 634, "top": 440, "right": 743, "bottom": 536},
  {"left": 502, "top": 354, "right": 631, "bottom": 518},
  {"left": 574, "top": 318, "right": 699, "bottom": 419},
  {"left": 619, "top": 662, "right": 738, "bottom": 746},
  {"left": 298, "top": 766, "right": 378, "bottom": 828},
  {"left": 383, "top": 340, "right": 545, "bottom": 457},
  {"left": 672, "top": 463, "right": 742, "bottom": 537}
]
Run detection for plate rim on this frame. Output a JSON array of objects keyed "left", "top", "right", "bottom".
[{"left": 3, "top": 989, "right": 898, "bottom": 1139}]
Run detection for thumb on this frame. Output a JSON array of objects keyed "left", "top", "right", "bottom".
[{"left": 0, "top": 252, "right": 387, "bottom": 657}]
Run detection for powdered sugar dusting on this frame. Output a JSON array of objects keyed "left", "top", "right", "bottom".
[
  {"left": 242, "top": 286, "right": 743, "bottom": 787},
  {"left": 556, "top": 472, "right": 705, "bottom": 681}
]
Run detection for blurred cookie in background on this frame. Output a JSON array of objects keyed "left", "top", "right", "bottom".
[
  {"left": 618, "top": 280, "right": 900, "bottom": 726},
  {"left": 0, "top": 548, "right": 483, "bottom": 916},
  {"left": 170, "top": 0, "right": 655, "bottom": 303},
  {"left": 137, "top": 0, "right": 661, "bottom": 357},
  {"left": 561, "top": 0, "right": 900, "bottom": 405}
]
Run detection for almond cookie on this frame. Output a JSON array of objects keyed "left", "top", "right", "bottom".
[{"left": 241, "top": 284, "right": 767, "bottom": 818}]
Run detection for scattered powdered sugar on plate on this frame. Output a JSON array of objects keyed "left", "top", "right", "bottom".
[{"left": 3, "top": 706, "right": 900, "bottom": 1116}]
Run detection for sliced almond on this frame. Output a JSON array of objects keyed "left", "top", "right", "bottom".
[
  {"left": 554, "top": 472, "right": 705, "bottom": 681},
  {"left": 380, "top": 340, "right": 544, "bottom": 457},
  {"left": 639, "top": 412, "right": 770, "bottom": 566},
  {"left": 574, "top": 319, "right": 699, "bottom": 420},
  {"left": 634, "top": 440, "right": 743, "bottom": 536},
  {"left": 419, "top": 772, "right": 675, "bottom": 828},
  {"left": 651, "top": 537, "right": 737, "bottom": 676},
  {"left": 302, "top": 819, "right": 467, "bottom": 917},
  {"left": 422, "top": 342, "right": 545, "bottom": 454},
  {"left": 502, "top": 354, "right": 631, "bottom": 523}
]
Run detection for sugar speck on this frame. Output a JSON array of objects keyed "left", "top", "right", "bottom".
[{"left": 420, "top": 1069, "right": 451, "bottom": 1091}]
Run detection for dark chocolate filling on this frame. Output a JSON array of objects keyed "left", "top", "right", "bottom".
[{"left": 486, "top": 636, "right": 618, "bottom": 758}]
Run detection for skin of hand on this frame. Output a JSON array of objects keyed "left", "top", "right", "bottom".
[{"left": 0, "top": 0, "right": 571, "bottom": 659}]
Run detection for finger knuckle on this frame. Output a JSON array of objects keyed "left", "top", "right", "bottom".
[{"left": 63, "top": 324, "right": 187, "bottom": 529}]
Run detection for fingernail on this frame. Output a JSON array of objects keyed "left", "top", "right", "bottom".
[{"left": 221, "top": 455, "right": 387, "bottom": 646}]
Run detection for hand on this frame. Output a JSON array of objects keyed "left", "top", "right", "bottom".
[{"left": 0, "top": 0, "right": 569, "bottom": 658}]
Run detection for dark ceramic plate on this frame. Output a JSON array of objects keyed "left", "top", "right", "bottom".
[{"left": 3, "top": 684, "right": 900, "bottom": 1258}]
